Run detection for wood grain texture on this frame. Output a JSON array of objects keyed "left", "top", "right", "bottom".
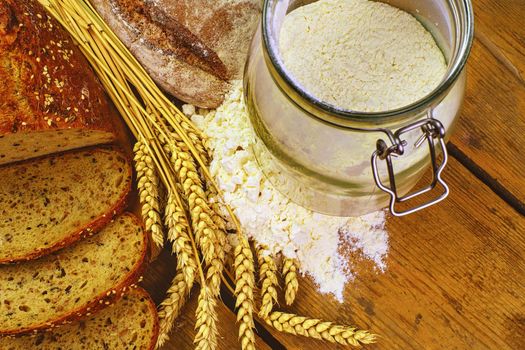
[
  {"left": 129, "top": 2, "right": 525, "bottom": 349},
  {"left": 452, "top": 38, "right": 525, "bottom": 204},
  {"left": 250, "top": 158, "right": 525, "bottom": 350},
  {"left": 473, "top": 0, "right": 525, "bottom": 82},
  {"left": 141, "top": 250, "right": 272, "bottom": 350}
]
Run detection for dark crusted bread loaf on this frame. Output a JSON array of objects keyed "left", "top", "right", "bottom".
[
  {"left": 0, "top": 147, "right": 132, "bottom": 264},
  {"left": 91, "top": 0, "right": 261, "bottom": 108},
  {"left": 0, "top": 0, "right": 119, "bottom": 165},
  {"left": 0, "top": 287, "right": 159, "bottom": 350},
  {"left": 0, "top": 212, "right": 148, "bottom": 336}
]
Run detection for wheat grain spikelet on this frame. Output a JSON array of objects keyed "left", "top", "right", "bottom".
[
  {"left": 282, "top": 258, "right": 299, "bottom": 306},
  {"left": 202, "top": 233, "right": 226, "bottom": 300},
  {"left": 206, "top": 185, "right": 227, "bottom": 233},
  {"left": 205, "top": 185, "right": 228, "bottom": 288},
  {"left": 167, "top": 124, "right": 211, "bottom": 176},
  {"left": 178, "top": 116, "right": 211, "bottom": 166},
  {"left": 134, "top": 141, "right": 164, "bottom": 250},
  {"left": 156, "top": 272, "right": 190, "bottom": 349},
  {"left": 234, "top": 237, "right": 256, "bottom": 350},
  {"left": 257, "top": 246, "right": 279, "bottom": 319},
  {"left": 194, "top": 285, "right": 219, "bottom": 350},
  {"left": 164, "top": 190, "right": 196, "bottom": 288},
  {"left": 203, "top": 242, "right": 226, "bottom": 298},
  {"left": 266, "top": 311, "right": 377, "bottom": 347}
]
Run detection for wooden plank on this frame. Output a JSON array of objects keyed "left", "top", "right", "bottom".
[
  {"left": 473, "top": 0, "right": 525, "bottom": 82},
  {"left": 251, "top": 158, "right": 525, "bottom": 349},
  {"left": 141, "top": 250, "right": 272, "bottom": 350},
  {"left": 451, "top": 38, "right": 525, "bottom": 204}
]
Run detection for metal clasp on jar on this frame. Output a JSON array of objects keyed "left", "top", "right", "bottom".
[{"left": 371, "top": 115, "right": 449, "bottom": 217}]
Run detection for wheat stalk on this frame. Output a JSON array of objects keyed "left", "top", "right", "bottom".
[
  {"left": 234, "top": 237, "right": 256, "bottom": 350},
  {"left": 39, "top": 2, "right": 379, "bottom": 349},
  {"left": 41, "top": 4, "right": 234, "bottom": 350},
  {"left": 266, "top": 311, "right": 377, "bottom": 347},
  {"left": 194, "top": 285, "right": 219, "bottom": 350},
  {"left": 134, "top": 141, "right": 164, "bottom": 251},
  {"left": 156, "top": 271, "right": 190, "bottom": 349},
  {"left": 282, "top": 258, "right": 299, "bottom": 306},
  {"left": 257, "top": 246, "right": 279, "bottom": 319}
]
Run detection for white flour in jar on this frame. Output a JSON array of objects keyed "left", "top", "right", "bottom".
[
  {"left": 279, "top": 0, "right": 447, "bottom": 112},
  {"left": 185, "top": 82, "right": 389, "bottom": 302}
]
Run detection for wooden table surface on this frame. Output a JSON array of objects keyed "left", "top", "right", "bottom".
[{"left": 141, "top": 1, "right": 525, "bottom": 349}]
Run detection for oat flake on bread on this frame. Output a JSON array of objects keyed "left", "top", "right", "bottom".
[{"left": 185, "top": 82, "right": 389, "bottom": 302}]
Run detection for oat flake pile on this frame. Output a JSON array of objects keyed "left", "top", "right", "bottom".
[{"left": 185, "top": 82, "right": 389, "bottom": 302}]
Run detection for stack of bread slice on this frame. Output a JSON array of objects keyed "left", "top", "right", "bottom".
[
  {"left": 0, "top": 0, "right": 158, "bottom": 348},
  {"left": 0, "top": 287, "right": 158, "bottom": 349}
]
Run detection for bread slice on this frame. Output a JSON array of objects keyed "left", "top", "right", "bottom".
[
  {"left": 0, "top": 147, "right": 132, "bottom": 264},
  {"left": 0, "top": 212, "right": 148, "bottom": 335},
  {"left": 0, "top": 287, "right": 159, "bottom": 350},
  {"left": 0, "top": 0, "right": 119, "bottom": 166}
]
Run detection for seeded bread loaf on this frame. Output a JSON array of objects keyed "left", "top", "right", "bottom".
[
  {"left": 0, "top": 147, "right": 132, "bottom": 264},
  {"left": 91, "top": 0, "right": 261, "bottom": 108},
  {"left": 0, "top": 287, "right": 159, "bottom": 350},
  {"left": 0, "top": 0, "right": 119, "bottom": 166},
  {"left": 0, "top": 212, "right": 148, "bottom": 336}
]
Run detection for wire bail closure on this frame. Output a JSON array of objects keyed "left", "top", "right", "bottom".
[{"left": 371, "top": 116, "right": 450, "bottom": 217}]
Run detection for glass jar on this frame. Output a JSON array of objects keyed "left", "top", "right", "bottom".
[{"left": 244, "top": 0, "right": 474, "bottom": 217}]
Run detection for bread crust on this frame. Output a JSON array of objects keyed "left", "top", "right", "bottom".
[
  {"left": 0, "top": 212, "right": 150, "bottom": 336},
  {"left": 91, "top": 0, "right": 261, "bottom": 108},
  {"left": 0, "top": 0, "right": 117, "bottom": 138},
  {"left": 139, "top": 287, "right": 160, "bottom": 350},
  {"left": 110, "top": 286, "right": 160, "bottom": 350},
  {"left": 0, "top": 287, "right": 160, "bottom": 348}
]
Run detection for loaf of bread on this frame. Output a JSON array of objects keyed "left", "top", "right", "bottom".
[
  {"left": 0, "top": 212, "right": 148, "bottom": 336},
  {"left": 0, "top": 147, "right": 132, "bottom": 264},
  {"left": 0, "top": 0, "right": 119, "bottom": 166},
  {"left": 0, "top": 287, "right": 159, "bottom": 350},
  {"left": 91, "top": 0, "right": 261, "bottom": 108}
]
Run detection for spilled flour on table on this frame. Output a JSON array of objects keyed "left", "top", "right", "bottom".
[{"left": 184, "top": 82, "right": 389, "bottom": 302}]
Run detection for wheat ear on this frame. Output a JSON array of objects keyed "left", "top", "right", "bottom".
[
  {"left": 206, "top": 184, "right": 227, "bottom": 233},
  {"left": 159, "top": 133, "right": 224, "bottom": 350},
  {"left": 163, "top": 134, "right": 225, "bottom": 294},
  {"left": 257, "top": 246, "right": 279, "bottom": 319},
  {"left": 234, "top": 237, "right": 256, "bottom": 350},
  {"left": 155, "top": 190, "right": 197, "bottom": 345},
  {"left": 134, "top": 141, "right": 164, "bottom": 250},
  {"left": 165, "top": 187, "right": 196, "bottom": 287},
  {"left": 177, "top": 115, "right": 212, "bottom": 166},
  {"left": 266, "top": 311, "right": 377, "bottom": 347},
  {"left": 203, "top": 185, "right": 227, "bottom": 294},
  {"left": 194, "top": 285, "right": 219, "bottom": 350},
  {"left": 156, "top": 271, "right": 189, "bottom": 349},
  {"left": 282, "top": 258, "right": 299, "bottom": 306}
]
